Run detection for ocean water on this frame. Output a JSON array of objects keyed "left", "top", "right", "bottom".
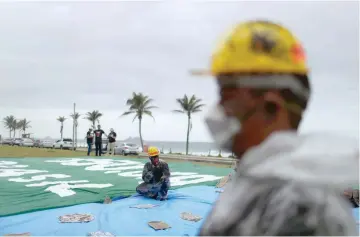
[{"left": 142, "top": 140, "right": 233, "bottom": 157}]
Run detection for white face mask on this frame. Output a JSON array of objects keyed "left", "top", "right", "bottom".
[{"left": 204, "top": 104, "right": 241, "bottom": 152}]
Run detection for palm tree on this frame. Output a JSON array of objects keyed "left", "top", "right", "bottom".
[
  {"left": 3, "top": 115, "right": 16, "bottom": 138},
  {"left": 16, "top": 121, "right": 23, "bottom": 137},
  {"left": 121, "top": 92, "right": 157, "bottom": 149},
  {"left": 57, "top": 116, "right": 67, "bottom": 139},
  {"left": 10, "top": 119, "right": 19, "bottom": 138},
  {"left": 70, "top": 112, "right": 81, "bottom": 146},
  {"left": 18, "top": 119, "right": 31, "bottom": 134},
  {"left": 84, "top": 110, "right": 103, "bottom": 129},
  {"left": 173, "top": 94, "right": 205, "bottom": 155}
]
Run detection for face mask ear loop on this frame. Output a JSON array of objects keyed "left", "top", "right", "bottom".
[
  {"left": 261, "top": 101, "right": 303, "bottom": 134},
  {"left": 283, "top": 102, "right": 303, "bottom": 116},
  {"left": 232, "top": 105, "right": 258, "bottom": 125}
]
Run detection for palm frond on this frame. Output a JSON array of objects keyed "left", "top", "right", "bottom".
[
  {"left": 143, "top": 111, "right": 155, "bottom": 122},
  {"left": 144, "top": 105, "right": 158, "bottom": 110},
  {"left": 121, "top": 111, "right": 135, "bottom": 117},
  {"left": 174, "top": 94, "right": 205, "bottom": 118},
  {"left": 122, "top": 92, "right": 157, "bottom": 122},
  {"left": 3, "top": 115, "right": 16, "bottom": 129},
  {"left": 132, "top": 114, "right": 139, "bottom": 123},
  {"left": 57, "top": 116, "right": 67, "bottom": 123},
  {"left": 70, "top": 112, "right": 81, "bottom": 120},
  {"left": 17, "top": 119, "right": 31, "bottom": 131},
  {"left": 172, "top": 109, "right": 185, "bottom": 113},
  {"left": 192, "top": 109, "right": 203, "bottom": 113},
  {"left": 142, "top": 98, "right": 154, "bottom": 108},
  {"left": 83, "top": 111, "right": 103, "bottom": 126},
  {"left": 192, "top": 103, "right": 206, "bottom": 111}
]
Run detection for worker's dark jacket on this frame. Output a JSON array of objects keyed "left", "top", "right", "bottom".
[{"left": 142, "top": 159, "right": 170, "bottom": 184}]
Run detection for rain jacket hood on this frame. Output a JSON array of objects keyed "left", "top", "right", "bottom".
[
  {"left": 200, "top": 131, "right": 359, "bottom": 236},
  {"left": 237, "top": 131, "right": 359, "bottom": 192}
]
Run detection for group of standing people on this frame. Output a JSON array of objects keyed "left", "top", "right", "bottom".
[{"left": 86, "top": 125, "right": 117, "bottom": 156}]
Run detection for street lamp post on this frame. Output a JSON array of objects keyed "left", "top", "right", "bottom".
[{"left": 72, "top": 103, "right": 76, "bottom": 151}]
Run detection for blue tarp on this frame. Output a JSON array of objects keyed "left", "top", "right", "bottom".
[
  {"left": 353, "top": 208, "right": 359, "bottom": 230},
  {"left": 0, "top": 185, "right": 358, "bottom": 236},
  {"left": 0, "top": 186, "right": 219, "bottom": 236}
]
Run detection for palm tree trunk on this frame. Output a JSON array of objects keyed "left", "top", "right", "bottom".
[
  {"left": 92, "top": 121, "right": 95, "bottom": 129},
  {"left": 75, "top": 126, "right": 78, "bottom": 147},
  {"left": 186, "top": 115, "right": 191, "bottom": 155},
  {"left": 60, "top": 123, "right": 63, "bottom": 139},
  {"left": 138, "top": 118, "right": 144, "bottom": 150},
  {"left": 9, "top": 129, "right": 11, "bottom": 138},
  {"left": 13, "top": 129, "right": 16, "bottom": 138}
]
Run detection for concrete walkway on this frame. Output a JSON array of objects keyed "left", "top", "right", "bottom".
[
  {"left": 76, "top": 148, "right": 236, "bottom": 165},
  {"left": 137, "top": 153, "right": 236, "bottom": 165}
]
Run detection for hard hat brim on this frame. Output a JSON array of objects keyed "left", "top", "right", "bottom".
[{"left": 189, "top": 69, "right": 214, "bottom": 76}]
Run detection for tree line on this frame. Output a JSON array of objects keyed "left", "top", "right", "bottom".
[
  {"left": 2, "top": 116, "right": 31, "bottom": 138},
  {"left": 2, "top": 92, "right": 205, "bottom": 155}
]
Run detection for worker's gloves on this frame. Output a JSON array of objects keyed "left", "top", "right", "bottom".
[
  {"left": 160, "top": 176, "right": 167, "bottom": 183},
  {"left": 145, "top": 172, "right": 153, "bottom": 182}
]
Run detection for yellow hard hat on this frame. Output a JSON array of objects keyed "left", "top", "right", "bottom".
[
  {"left": 192, "top": 20, "right": 308, "bottom": 76},
  {"left": 147, "top": 146, "right": 160, "bottom": 157}
]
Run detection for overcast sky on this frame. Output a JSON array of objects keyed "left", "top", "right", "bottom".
[{"left": 0, "top": 1, "right": 358, "bottom": 142}]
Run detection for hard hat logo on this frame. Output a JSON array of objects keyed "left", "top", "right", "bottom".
[
  {"left": 291, "top": 44, "right": 306, "bottom": 63},
  {"left": 250, "top": 29, "right": 294, "bottom": 64},
  {"left": 251, "top": 30, "right": 276, "bottom": 54}
]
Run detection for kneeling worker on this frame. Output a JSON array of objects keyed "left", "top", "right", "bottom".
[{"left": 136, "top": 146, "right": 170, "bottom": 201}]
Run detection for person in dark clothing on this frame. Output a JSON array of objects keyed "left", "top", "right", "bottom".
[
  {"left": 136, "top": 146, "right": 170, "bottom": 201},
  {"left": 93, "top": 125, "right": 107, "bottom": 156},
  {"left": 86, "top": 128, "right": 94, "bottom": 156},
  {"left": 107, "top": 128, "right": 117, "bottom": 156}
]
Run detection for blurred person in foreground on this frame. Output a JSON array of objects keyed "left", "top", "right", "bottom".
[
  {"left": 86, "top": 128, "right": 94, "bottom": 156},
  {"left": 192, "top": 20, "right": 359, "bottom": 235},
  {"left": 136, "top": 146, "right": 170, "bottom": 201}
]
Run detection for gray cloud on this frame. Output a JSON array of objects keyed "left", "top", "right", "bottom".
[{"left": 0, "top": 1, "right": 358, "bottom": 141}]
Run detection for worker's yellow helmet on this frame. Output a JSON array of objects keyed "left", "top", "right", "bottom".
[
  {"left": 147, "top": 146, "right": 160, "bottom": 157},
  {"left": 192, "top": 20, "right": 308, "bottom": 76}
]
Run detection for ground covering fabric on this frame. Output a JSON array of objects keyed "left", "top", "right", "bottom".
[
  {"left": 0, "top": 157, "right": 231, "bottom": 216},
  {"left": 0, "top": 186, "right": 358, "bottom": 236},
  {"left": 0, "top": 186, "right": 220, "bottom": 236}
]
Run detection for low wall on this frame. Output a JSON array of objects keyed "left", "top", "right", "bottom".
[{"left": 75, "top": 148, "right": 236, "bottom": 165}]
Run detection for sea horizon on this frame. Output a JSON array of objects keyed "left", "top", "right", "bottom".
[{"left": 29, "top": 136, "right": 230, "bottom": 157}]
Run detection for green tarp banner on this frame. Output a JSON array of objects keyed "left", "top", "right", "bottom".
[{"left": 0, "top": 158, "right": 231, "bottom": 217}]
